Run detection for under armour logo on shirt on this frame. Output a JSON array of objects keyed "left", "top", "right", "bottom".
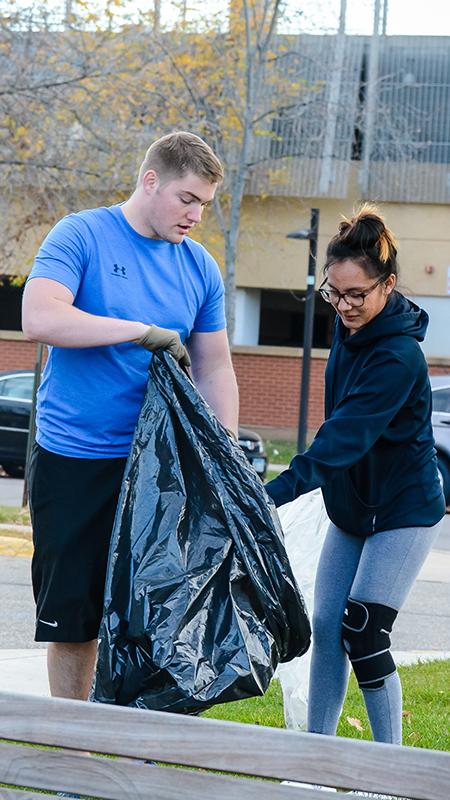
[{"left": 111, "top": 264, "right": 127, "bottom": 278}]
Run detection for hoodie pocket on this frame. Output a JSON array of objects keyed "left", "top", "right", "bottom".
[{"left": 322, "top": 472, "right": 382, "bottom": 537}]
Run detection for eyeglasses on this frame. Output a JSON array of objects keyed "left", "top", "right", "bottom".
[{"left": 319, "top": 276, "right": 386, "bottom": 308}]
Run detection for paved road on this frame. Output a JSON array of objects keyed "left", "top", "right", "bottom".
[
  {"left": 1, "top": 549, "right": 448, "bottom": 652},
  {"left": 0, "top": 474, "right": 24, "bottom": 506},
  {"left": 0, "top": 555, "right": 41, "bottom": 650},
  {"left": 0, "top": 473, "right": 449, "bottom": 652},
  {"left": 1, "top": 454, "right": 448, "bottom": 700}
]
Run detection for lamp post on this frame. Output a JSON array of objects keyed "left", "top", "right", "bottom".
[{"left": 287, "top": 208, "right": 320, "bottom": 453}]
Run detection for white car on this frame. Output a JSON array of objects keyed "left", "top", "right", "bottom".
[{"left": 431, "top": 375, "right": 450, "bottom": 505}]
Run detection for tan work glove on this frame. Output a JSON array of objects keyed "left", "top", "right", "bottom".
[{"left": 137, "top": 324, "right": 191, "bottom": 367}]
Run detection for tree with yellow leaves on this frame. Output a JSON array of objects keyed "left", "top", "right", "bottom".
[{"left": 1, "top": 1, "right": 320, "bottom": 338}]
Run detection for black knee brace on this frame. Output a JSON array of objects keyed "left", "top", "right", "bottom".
[{"left": 341, "top": 598, "right": 398, "bottom": 689}]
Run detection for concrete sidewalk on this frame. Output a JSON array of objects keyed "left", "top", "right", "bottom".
[
  {"left": 1, "top": 647, "right": 450, "bottom": 699},
  {"left": 0, "top": 649, "right": 48, "bottom": 695}
]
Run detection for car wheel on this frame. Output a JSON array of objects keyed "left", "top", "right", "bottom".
[
  {"left": 437, "top": 456, "right": 450, "bottom": 505},
  {"left": 1, "top": 462, "right": 25, "bottom": 479}
]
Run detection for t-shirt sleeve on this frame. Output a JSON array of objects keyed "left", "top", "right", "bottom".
[
  {"left": 192, "top": 250, "right": 226, "bottom": 332},
  {"left": 27, "top": 214, "right": 89, "bottom": 297}
]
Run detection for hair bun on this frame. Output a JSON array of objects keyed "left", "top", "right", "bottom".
[{"left": 338, "top": 203, "right": 397, "bottom": 264}]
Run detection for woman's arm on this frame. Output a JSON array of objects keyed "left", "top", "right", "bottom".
[{"left": 266, "top": 348, "right": 417, "bottom": 507}]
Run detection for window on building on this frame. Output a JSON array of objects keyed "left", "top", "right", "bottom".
[
  {"left": 258, "top": 289, "right": 335, "bottom": 349},
  {"left": 269, "top": 107, "right": 325, "bottom": 161},
  {"left": 0, "top": 277, "right": 24, "bottom": 332}
]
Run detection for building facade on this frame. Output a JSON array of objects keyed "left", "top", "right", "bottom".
[{"left": 1, "top": 34, "right": 450, "bottom": 440}]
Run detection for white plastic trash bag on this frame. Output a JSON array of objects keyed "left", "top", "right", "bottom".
[{"left": 276, "top": 489, "right": 329, "bottom": 730}]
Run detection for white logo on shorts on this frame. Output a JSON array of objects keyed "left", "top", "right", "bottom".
[{"left": 39, "top": 619, "right": 58, "bottom": 628}]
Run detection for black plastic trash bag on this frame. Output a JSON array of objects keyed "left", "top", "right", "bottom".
[{"left": 93, "top": 350, "right": 310, "bottom": 714}]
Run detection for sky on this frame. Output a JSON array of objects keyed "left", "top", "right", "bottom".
[
  {"left": 378, "top": 0, "right": 450, "bottom": 36},
  {"left": 301, "top": 0, "right": 450, "bottom": 36},
  {"left": 155, "top": 0, "right": 450, "bottom": 37},
  {"left": 5, "top": 1, "right": 450, "bottom": 36}
]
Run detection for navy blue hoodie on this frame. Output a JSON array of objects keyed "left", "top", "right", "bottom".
[{"left": 266, "top": 292, "right": 445, "bottom": 536}]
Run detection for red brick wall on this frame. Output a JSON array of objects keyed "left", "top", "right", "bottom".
[
  {"left": 429, "top": 365, "right": 450, "bottom": 376},
  {"left": 232, "top": 351, "right": 328, "bottom": 430},
  {"left": 0, "top": 338, "right": 41, "bottom": 371}
]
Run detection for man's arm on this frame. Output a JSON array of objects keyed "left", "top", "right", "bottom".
[
  {"left": 22, "top": 278, "right": 148, "bottom": 347},
  {"left": 188, "top": 329, "right": 239, "bottom": 437}
]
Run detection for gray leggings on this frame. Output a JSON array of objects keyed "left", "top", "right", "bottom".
[{"left": 307, "top": 520, "right": 442, "bottom": 744}]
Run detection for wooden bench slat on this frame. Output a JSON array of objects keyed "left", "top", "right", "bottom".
[
  {"left": 0, "top": 692, "right": 448, "bottom": 799},
  {"left": 0, "top": 743, "right": 338, "bottom": 800}
]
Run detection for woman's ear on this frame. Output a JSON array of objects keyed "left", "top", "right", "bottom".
[{"left": 385, "top": 273, "right": 397, "bottom": 295}]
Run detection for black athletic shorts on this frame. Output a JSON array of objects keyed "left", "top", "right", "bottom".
[{"left": 28, "top": 443, "right": 127, "bottom": 643}]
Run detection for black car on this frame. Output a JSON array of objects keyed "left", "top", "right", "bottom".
[
  {"left": 0, "top": 369, "right": 268, "bottom": 479},
  {"left": 0, "top": 369, "right": 33, "bottom": 477}
]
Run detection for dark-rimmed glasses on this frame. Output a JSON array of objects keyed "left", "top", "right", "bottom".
[{"left": 319, "top": 276, "right": 386, "bottom": 308}]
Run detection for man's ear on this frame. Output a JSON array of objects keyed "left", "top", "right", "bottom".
[{"left": 142, "top": 169, "right": 159, "bottom": 193}]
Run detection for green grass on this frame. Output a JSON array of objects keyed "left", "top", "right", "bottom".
[
  {"left": 204, "top": 660, "right": 450, "bottom": 751},
  {"left": 263, "top": 438, "right": 297, "bottom": 483},
  {"left": 0, "top": 505, "right": 30, "bottom": 526},
  {"left": 265, "top": 439, "right": 297, "bottom": 465},
  {"left": 264, "top": 469, "right": 282, "bottom": 483},
  {"left": 204, "top": 679, "right": 285, "bottom": 728},
  {"left": 338, "top": 661, "right": 450, "bottom": 750}
]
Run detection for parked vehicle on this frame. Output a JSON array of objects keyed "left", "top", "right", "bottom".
[
  {"left": 0, "top": 370, "right": 33, "bottom": 477},
  {"left": 237, "top": 426, "right": 268, "bottom": 478},
  {"left": 0, "top": 370, "right": 268, "bottom": 479},
  {"left": 430, "top": 375, "right": 450, "bottom": 504}
]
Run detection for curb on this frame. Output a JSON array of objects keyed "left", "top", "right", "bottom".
[
  {"left": 0, "top": 526, "right": 32, "bottom": 557},
  {"left": 0, "top": 523, "right": 31, "bottom": 533},
  {"left": 393, "top": 650, "right": 450, "bottom": 666},
  {"left": 0, "top": 536, "right": 32, "bottom": 557}
]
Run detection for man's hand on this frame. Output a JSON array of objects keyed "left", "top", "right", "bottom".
[{"left": 137, "top": 324, "right": 191, "bottom": 367}]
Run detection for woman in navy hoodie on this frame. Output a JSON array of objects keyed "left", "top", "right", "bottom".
[{"left": 266, "top": 205, "right": 445, "bottom": 745}]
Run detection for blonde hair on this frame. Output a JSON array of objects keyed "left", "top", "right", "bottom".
[{"left": 137, "top": 131, "right": 224, "bottom": 186}]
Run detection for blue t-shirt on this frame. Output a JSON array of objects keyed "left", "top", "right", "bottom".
[{"left": 28, "top": 204, "right": 226, "bottom": 458}]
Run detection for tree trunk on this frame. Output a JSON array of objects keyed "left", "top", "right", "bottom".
[{"left": 224, "top": 230, "right": 237, "bottom": 344}]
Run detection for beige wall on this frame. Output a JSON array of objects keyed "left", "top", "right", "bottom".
[
  {"left": 4, "top": 175, "right": 450, "bottom": 299},
  {"left": 236, "top": 166, "right": 450, "bottom": 297}
]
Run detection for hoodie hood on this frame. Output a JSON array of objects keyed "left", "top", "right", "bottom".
[
  {"left": 265, "top": 289, "right": 444, "bottom": 533},
  {"left": 337, "top": 291, "right": 429, "bottom": 351}
]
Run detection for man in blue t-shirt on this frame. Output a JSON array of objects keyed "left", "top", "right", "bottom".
[{"left": 22, "top": 131, "right": 239, "bottom": 702}]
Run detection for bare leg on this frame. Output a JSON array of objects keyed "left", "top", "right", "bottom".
[{"left": 47, "top": 640, "right": 97, "bottom": 700}]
